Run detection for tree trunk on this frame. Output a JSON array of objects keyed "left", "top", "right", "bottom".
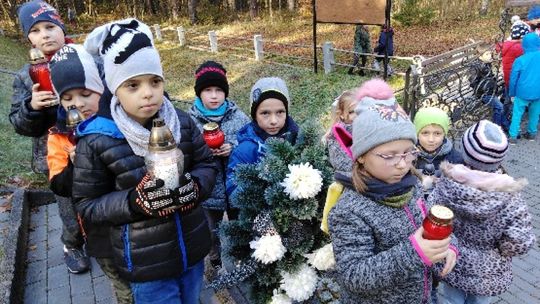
[
  {"left": 189, "top": 0, "right": 198, "bottom": 24},
  {"left": 287, "top": 0, "right": 294, "bottom": 11},
  {"left": 169, "top": 0, "right": 179, "bottom": 20},
  {"left": 250, "top": 0, "right": 257, "bottom": 19},
  {"left": 479, "top": 0, "right": 490, "bottom": 16}
]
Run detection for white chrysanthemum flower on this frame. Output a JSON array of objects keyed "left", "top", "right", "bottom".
[
  {"left": 269, "top": 289, "right": 292, "bottom": 304},
  {"left": 280, "top": 163, "right": 323, "bottom": 200},
  {"left": 304, "top": 243, "right": 336, "bottom": 271},
  {"left": 280, "top": 263, "right": 318, "bottom": 301},
  {"left": 250, "top": 234, "right": 287, "bottom": 264}
]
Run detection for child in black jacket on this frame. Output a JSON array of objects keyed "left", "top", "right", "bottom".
[{"left": 73, "top": 19, "right": 217, "bottom": 303}]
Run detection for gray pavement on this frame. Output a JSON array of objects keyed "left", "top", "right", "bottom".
[{"left": 22, "top": 138, "right": 539, "bottom": 304}]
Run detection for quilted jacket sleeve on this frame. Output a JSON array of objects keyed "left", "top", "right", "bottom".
[{"left": 497, "top": 193, "right": 536, "bottom": 257}]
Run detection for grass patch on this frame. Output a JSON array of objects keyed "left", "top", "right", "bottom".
[{"left": 0, "top": 36, "right": 48, "bottom": 189}]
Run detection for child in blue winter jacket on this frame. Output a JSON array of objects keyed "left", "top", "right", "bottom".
[
  {"left": 329, "top": 79, "right": 458, "bottom": 304},
  {"left": 188, "top": 60, "right": 250, "bottom": 268},
  {"left": 508, "top": 32, "right": 540, "bottom": 144},
  {"left": 226, "top": 77, "right": 299, "bottom": 218}
]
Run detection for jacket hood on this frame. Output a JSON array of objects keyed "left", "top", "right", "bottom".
[
  {"left": 437, "top": 162, "right": 528, "bottom": 219},
  {"left": 522, "top": 33, "right": 540, "bottom": 53}
]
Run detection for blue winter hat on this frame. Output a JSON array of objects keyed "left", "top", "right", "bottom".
[
  {"left": 17, "top": 1, "right": 65, "bottom": 38},
  {"left": 49, "top": 44, "right": 104, "bottom": 98}
]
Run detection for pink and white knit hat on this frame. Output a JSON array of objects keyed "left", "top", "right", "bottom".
[{"left": 462, "top": 120, "right": 508, "bottom": 172}]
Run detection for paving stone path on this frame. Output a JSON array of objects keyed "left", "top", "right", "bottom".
[{"left": 21, "top": 139, "right": 539, "bottom": 303}]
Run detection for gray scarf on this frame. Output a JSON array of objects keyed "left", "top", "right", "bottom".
[{"left": 110, "top": 95, "right": 181, "bottom": 157}]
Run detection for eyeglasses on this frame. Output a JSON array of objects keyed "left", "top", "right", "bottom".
[{"left": 372, "top": 149, "right": 419, "bottom": 167}]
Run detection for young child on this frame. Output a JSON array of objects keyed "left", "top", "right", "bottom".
[
  {"left": 413, "top": 107, "right": 462, "bottom": 188},
  {"left": 188, "top": 60, "right": 250, "bottom": 268},
  {"left": 469, "top": 49, "right": 509, "bottom": 130},
  {"left": 74, "top": 19, "right": 216, "bottom": 303},
  {"left": 501, "top": 23, "right": 527, "bottom": 90},
  {"left": 508, "top": 33, "right": 540, "bottom": 144},
  {"left": 46, "top": 44, "right": 102, "bottom": 275},
  {"left": 226, "top": 77, "right": 299, "bottom": 218},
  {"left": 321, "top": 90, "right": 356, "bottom": 234},
  {"left": 348, "top": 25, "right": 371, "bottom": 76},
  {"left": 47, "top": 44, "right": 135, "bottom": 302},
  {"left": 10, "top": 1, "right": 72, "bottom": 174},
  {"left": 373, "top": 25, "right": 395, "bottom": 75},
  {"left": 430, "top": 120, "right": 535, "bottom": 303},
  {"left": 328, "top": 82, "right": 458, "bottom": 303}
]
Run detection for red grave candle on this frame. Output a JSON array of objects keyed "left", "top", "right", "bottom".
[
  {"left": 422, "top": 205, "right": 454, "bottom": 240},
  {"left": 28, "top": 48, "right": 58, "bottom": 106},
  {"left": 202, "top": 122, "right": 225, "bottom": 149}
]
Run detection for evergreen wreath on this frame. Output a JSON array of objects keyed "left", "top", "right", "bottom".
[{"left": 211, "top": 122, "right": 339, "bottom": 303}]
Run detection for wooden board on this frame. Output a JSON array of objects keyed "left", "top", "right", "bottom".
[
  {"left": 506, "top": 0, "right": 540, "bottom": 7},
  {"left": 315, "top": 0, "right": 387, "bottom": 25}
]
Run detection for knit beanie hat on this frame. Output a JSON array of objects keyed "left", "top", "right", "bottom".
[
  {"left": 18, "top": 1, "right": 65, "bottom": 38},
  {"left": 83, "top": 18, "right": 163, "bottom": 95},
  {"left": 49, "top": 44, "right": 104, "bottom": 98},
  {"left": 413, "top": 107, "right": 450, "bottom": 135},
  {"left": 511, "top": 23, "right": 530, "bottom": 40},
  {"left": 462, "top": 120, "right": 508, "bottom": 172},
  {"left": 352, "top": 99, "right": 417, "bottom": 159},
  {"left": 249, "top": 77, "right": 290, "bottom": 119},
  {"left": 194, "top": 61, "right": 229, "bottom": 97}
]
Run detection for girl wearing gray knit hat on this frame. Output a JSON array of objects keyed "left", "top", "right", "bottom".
[{"left": 328, "top": 79, "right": 458, "bottom": 304}]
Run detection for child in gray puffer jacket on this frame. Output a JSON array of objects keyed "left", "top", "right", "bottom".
[
  {"left": 329, "top": 79, "right": 458, "bottom": 304},
  {"left": 430, "top": 120, "right": 535, "bottom": 304},
  {"left": 188, "top": 61, "right": 250, "bottom": 268}
]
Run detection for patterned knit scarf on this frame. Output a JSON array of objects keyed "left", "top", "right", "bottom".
[{"left": 110, "top": 95, "right": 181, "bottom": 157}]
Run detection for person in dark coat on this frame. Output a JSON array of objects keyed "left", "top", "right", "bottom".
[{"left": 74, "top": 18, "right": 216, "bottom": 304}]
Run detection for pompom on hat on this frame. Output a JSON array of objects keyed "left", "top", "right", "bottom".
[
  {"left": 194, "top": 61, "right": 229, "bottom": 97},
  {"left": 83, "top": 18, "right": 163, "bottom": 95},
  {"left": 462, "top": 120, "right": 508, "bottom": 172},
  {"left": 413, "top": 107, "right": 450, "bottom": 135},
  {"left": 355, "top": 78, "right": 394, "bottom": 104},
  {"left": 18, "top": 1, "right": 65, "bottom": 38}
]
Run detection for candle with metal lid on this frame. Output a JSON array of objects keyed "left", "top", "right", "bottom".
[{"left": 422, "top": 205, "right": 454, "bottom": 240}]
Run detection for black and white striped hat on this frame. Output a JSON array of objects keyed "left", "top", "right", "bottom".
[
  {"left": 462, "top": 120, "right": 508, "bottom": 172},
  {"left": 49, "top": 44, "right": 104, "bottom": 98},
  {"left": 511, "top": 23, "right": 530, "bottom": 40}
]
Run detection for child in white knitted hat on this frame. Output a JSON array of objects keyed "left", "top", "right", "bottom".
[
  {"left": 328, "top": 79, "right": 458, "bottom": 303},
  {"left": 74, "top": 18, "right": 217, "bottom": 303},
  {"left": 430, "top": 120, "right": 535, "bottom": 303}
]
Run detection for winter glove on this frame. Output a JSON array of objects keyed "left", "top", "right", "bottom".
[
  {"left": 129, "top": 174, "right": 179, "bottom": 217},
  {"left": 173, "top": 173, "right": 200, "bottom": 213}
]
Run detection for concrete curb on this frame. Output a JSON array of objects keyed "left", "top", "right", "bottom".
[{"left": 0, "top": 189, "right": 54, "bottom": 304}]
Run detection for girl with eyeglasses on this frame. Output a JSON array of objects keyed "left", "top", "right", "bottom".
[{"left": 328, "top": 79, "right": 458, "bottom": 304}]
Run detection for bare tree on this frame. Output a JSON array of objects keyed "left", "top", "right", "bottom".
[
  {"left": 287, "top": 0, "right": 294, "bottom": 11},
  {"left": 169, "top": 0, "right": 179, "bottom": 20},
  {"left": 250, "top": 0, "right": 257, "bottom": 19},
  {"left": 188, "top": 0, "right": 198, "bottom": 24},
  {"left": 479, "top": 0, "right": 490, "bottom": 16}
]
